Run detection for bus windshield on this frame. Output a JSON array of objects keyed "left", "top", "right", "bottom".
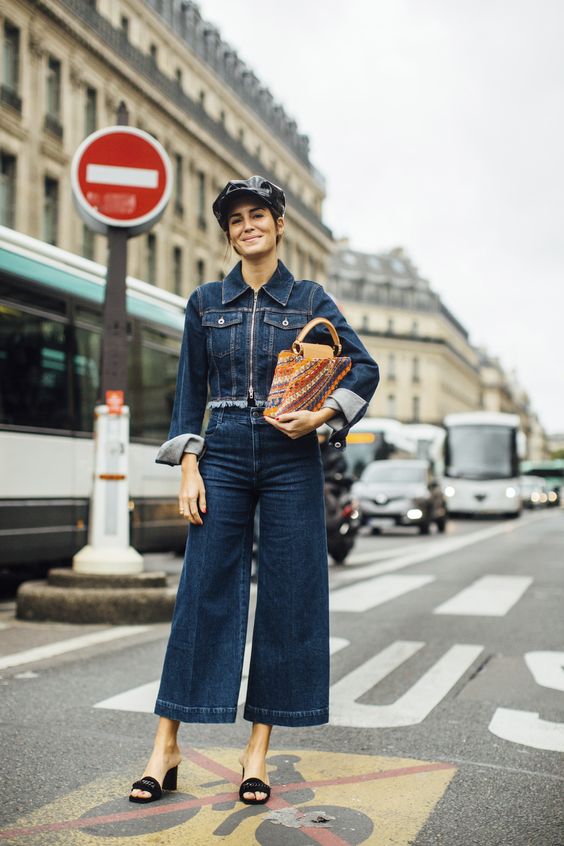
[{"left": 446, "top": 425, "right": 516, "bottom": 480}]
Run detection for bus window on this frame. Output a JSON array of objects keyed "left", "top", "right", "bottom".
[
  {"left": 130, "top": 327, "right": 180, "bottom": 441},
  {"left": 72, "top": 326, "right": 101, "bottom": 433},
  {"left": 0, "top": 303, "right": 71, "bottom": 430}
]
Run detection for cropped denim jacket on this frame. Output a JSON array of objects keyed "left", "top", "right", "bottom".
[{"left": 156, "top": 260, "right": 380, "bottom": 465}]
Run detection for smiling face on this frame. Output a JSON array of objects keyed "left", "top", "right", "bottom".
[{"left": 226, "top": 197, "right": 284, "bottom": 259}]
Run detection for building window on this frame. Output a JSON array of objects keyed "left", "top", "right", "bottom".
[
  {"left": 3, "top": 21, "right": 20, "bottom": 105},
  {"left": 361, "top": 314, "right": 369, "bottom": 331},
  {"left": 85, "top": 86, "right": 97, "bottom": 136},
  {"left": 387, "top": 317, "right": 394, "bottom": 334},
  {"left": 412, "top": 356, "right": 420, "bottom": 383},
  {"left": 411, "top": 320, "right": 419, "bottom": 336},
  {"left": 412, "top": 395, "right": 420, "bottom": 421},
  {"left": 175, "top": 67, "right": 182, "bottom": 88},
  {"left": 82, "top": 224, "right": 95, "bottom": 260},
  {"left": 219, "top": 109, "right": 225, "bottom": 125},
  {"left": 197, "top": 171, "right": 206, "bottom": 229},
  {"left": 196, "top": 259, "right": 205, "bottom": 284},
  {"left": 0, "top": 152, "right": 16, "bottom": 228},
  {"left": 174, "top": 154, "right": 183, "bottom": 216},
  {"left": 387, "top": 394, "right": 396, "bottom": 418},
  {"left": 147, "top": 233, "right": 157, "bottom": 284},
  {"left": 387, "top": 353, "right": 396, "bottom": 380},
  {"left": 173, "top": 246, "right": 182, "bottom": 295},
  {"left": 120, "top": 15, "right": 129, "bottom": 38},
  {"left": 149, "top": 43, "right": 158, "bottom": 65},
  {"left": 46, "top": 56, "right": 61, "bottom": 118},
  {"left": 199, "top": 89, "right": 205, "bottom": 108},
  {"left": 44, "top": 176, "right": 59, "bottom": 245}
]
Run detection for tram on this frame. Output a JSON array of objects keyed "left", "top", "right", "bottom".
[{"left": 0, "top": 225, "right": 190, "bottom": 568}]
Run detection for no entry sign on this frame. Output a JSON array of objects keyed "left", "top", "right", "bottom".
[{"left": 71, "top": 126, "right": 172, "bottom": 235}]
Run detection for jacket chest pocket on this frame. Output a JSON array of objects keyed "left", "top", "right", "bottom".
[
  {"left": 202, "top": 311, "right": 243, "bottom": 361},
  {"left": 262, "top": 312, "right": 308, "bottom": 357}
]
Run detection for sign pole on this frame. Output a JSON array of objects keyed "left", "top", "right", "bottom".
[{"left": 70, "top": 103, "right": 171, "bottom": 575}]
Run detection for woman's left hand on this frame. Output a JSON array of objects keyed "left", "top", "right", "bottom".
[{"left": 264, "top": 409, "right": 333, "bottom": 439}]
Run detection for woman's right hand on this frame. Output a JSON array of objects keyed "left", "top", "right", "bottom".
[{"left": 179, "top": 453, "right": 207, "bottom": 525}]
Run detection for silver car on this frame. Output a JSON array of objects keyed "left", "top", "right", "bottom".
[{"left": 352, "top": 459, "right": 448, "bottom": 535}]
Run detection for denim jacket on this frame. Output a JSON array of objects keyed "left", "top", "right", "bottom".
[{"left": 156, "top": 260, "right": 380, "bottom": 465}]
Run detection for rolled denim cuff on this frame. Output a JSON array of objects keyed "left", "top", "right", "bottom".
[
  {"left": 321, "top": 388, "right": 366, "bottom": 431},
  {"left": 155, "top": 433, "right": 206, "bottom": 466}
]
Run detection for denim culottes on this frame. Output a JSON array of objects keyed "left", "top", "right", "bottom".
[{"left": 154, "top": 406, "right": 330, "bottom": 727}]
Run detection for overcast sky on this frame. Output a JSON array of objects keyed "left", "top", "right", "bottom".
[{"left": 201, "top": 0, "right": 564, "bottom": 433}]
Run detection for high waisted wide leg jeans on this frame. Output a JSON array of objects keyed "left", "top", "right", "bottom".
[{"left": 154, "top": 406, "right": 330, "bottom": 727}]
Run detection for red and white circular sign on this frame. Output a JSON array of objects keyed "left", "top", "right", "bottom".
[{"left": 71, "top": 126, "right": 172, "bottom": 236}]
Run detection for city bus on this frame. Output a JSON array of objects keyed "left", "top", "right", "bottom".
[
  {"left": 520, "top": 459, "right": 564, "bottom": 505},
  {"left": 0, "top": 225, "right": 190, "bottom": 568},
  {"left": 344, "top": 417, "right": 417, "bottom": 479},
  {"left": 442, "top": 411, "right": 526, "bottom": 517}
]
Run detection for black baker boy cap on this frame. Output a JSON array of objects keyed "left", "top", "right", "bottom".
[{"left": 212, "top": 175, "right": 286, "bottom": 231}]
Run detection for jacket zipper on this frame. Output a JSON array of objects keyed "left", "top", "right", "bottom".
[{"left": 248, "top": 289, "right": 259, "bottom": 403}]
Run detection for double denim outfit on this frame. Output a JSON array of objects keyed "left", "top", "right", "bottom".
[{"left": 154, "top": 260, "right": 379, "bottom": 727}]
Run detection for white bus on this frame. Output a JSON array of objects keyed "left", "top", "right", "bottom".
[
  {"left": 0, "top": 225, "right": 192, "bottom": 568},
  {"left": 442, "top": 411, "right": 525, "bottom": 517}
]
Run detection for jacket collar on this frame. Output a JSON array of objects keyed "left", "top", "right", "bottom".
[{"left": 222, "top": 260, "right": 295, "bottom": 307}]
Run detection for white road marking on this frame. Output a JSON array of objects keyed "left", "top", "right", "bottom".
[
  {"left": 433, "top": 575, "right": 532, "bottom": 616},
  {"left": 330, "top": 641, "right": 483, "bottom": 727},
  {"left": 86, "top": 164, "right": 159, "bottom": 188},
  {"left": 341, "top": 544, "right": 423, "bottom": 566},
  {"left": 0, "top": 626, "right": 149, "bottom": 670},
  {"left": 525, "top": 651, "right": 564, "bottom": 692},
  {"left": 95, "top": 636, "right": 351, "bottom": 713},
  {"left": 330, "top": 574, "right": 435, "bottom": 613},
  {"left": 489, "top": 708, "right": 564, "bottom": 752},
  {"left": 334, "top": 514, "right": 552, "bottom": 584}
]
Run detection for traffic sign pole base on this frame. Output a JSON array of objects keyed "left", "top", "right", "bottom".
[
  {"left": 73, "top": 544, "right": 144, "bottom": 575},
  {"left": 16, "top": 568, "right": 175, "bottom": 624}
]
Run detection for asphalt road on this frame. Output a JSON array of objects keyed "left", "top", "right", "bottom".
[{"left": 1, "top": 511, "right": 563, "bottom": 846}]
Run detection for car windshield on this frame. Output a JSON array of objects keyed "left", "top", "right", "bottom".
[{"left": 361, "top": 464, "right": 426, "bottom": 483}]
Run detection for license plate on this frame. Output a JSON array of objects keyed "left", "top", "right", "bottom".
[{"left": 369, "top": 517, "right": 395, "bottom": 528}]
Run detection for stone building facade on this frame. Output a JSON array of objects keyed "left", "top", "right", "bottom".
[
  {"left": 0, "top": 0, "right": 332, "bottom": 295},
  {"left": 328, "top": 244, "right": 482, "bottom": 424}
]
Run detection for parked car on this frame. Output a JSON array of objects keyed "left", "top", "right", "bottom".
[
  {"left": 519, "top": 475, "right": 549, "bottom": 509},
  {"left": 352, "top": 459, "right": 448, "bottom": 535}
]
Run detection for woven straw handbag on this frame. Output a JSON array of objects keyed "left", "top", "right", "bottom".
[{"left": 263, "top": 317, "right": 352, "bottom": 417}]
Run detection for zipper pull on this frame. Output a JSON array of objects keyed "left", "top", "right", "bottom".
[{"left": 249, "top": 386, "right": 254, "bottom": 398}]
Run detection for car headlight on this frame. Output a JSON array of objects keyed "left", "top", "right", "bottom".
[
  {"left": 505, "top": 487, "right": 517, "bottom": 498},
  {"left": 548, "top": 491, "right": 558, "bottom": 502},
  {"left": 407, "top": 508, "right": 423, "bottom": 520},
  {"left": 444, "top": 485, "right": 455, "bottom": 497},
  {"left": 531, "top": 492, "right": 540, "bottom": 502}
]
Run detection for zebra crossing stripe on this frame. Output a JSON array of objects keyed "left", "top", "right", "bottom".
[
  {"left": 330, "top": 574, "right": 435, "bottom": 613},
  {"left": 433, "top": 575, "right": 532, "bottom": 616}
]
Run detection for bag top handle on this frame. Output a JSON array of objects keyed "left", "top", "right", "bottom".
[{"left": 294, "top": 317, "right": 341, "bottom": 352}]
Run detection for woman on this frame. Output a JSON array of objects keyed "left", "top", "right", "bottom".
[{"left": 129, "top": 175, "right": 380, "bottom": 805}]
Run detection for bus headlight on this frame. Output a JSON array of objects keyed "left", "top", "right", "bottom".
[
  {"left": 548, "top": 491, "right": 558, "bottom": 503},
  {"left": 505, "top": 487, "right": 517, "bottom": 498},
  {"left": 444, "top": 486, "right": 456, "bottom": 497},
  {"left": 531, "top": 492, "right": 540, "bottom": 503}
]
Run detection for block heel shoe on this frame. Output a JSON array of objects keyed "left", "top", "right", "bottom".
[
  {"left": 239, "top": 765, "right": 271, "bottom": 805},
  {"left": 129, "top": 765, "right": 178, "bottom": 803}
]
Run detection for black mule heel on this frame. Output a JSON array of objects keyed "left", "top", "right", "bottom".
[
  {"left": 129, "top": 765, "right": 179, "bottom": 803},
  {"left": 239, "top": 765, "right": 271, "bottom": 805},
  {"left": 162, "top": 765, "right": 178, "bottom": 790}
]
